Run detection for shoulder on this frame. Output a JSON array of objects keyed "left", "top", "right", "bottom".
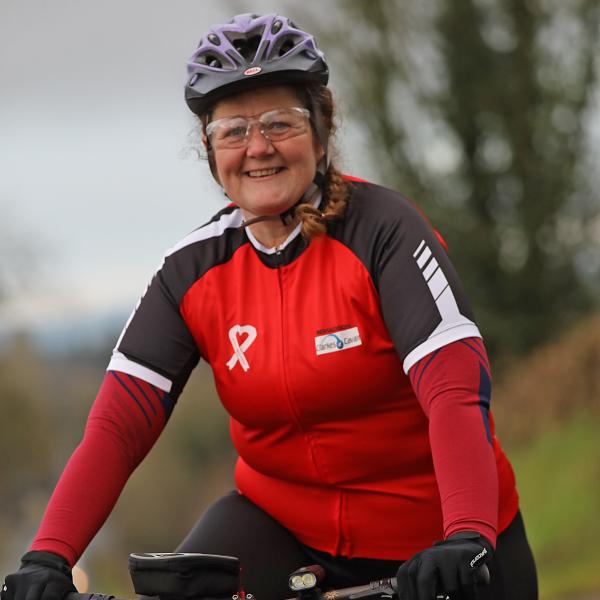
[
  {"left": 326, "top": 177, "right": 452, "bottom": 292},
  {"left": 330, "top": 178, "right": 443, "bottom": 267},
  {"left": 155, "top": 204, "right": 247, "bottom": 302},
  {"left": 165, "top": 204, "right": 244, "bottom": 261},
  {"left": 342, "top": 178, "right": 441, "bottom": 243}
]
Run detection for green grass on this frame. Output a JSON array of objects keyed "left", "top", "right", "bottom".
[{"left": 507, "top": 412, "right": 600, "bottom": 599}]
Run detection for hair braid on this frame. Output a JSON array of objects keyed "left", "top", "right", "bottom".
[{"left": 295, "top": 164, "right": 350, "bottom": 240}]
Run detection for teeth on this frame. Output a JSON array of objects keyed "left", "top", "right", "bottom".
[{"left": 247, "top": 168, "right": 280, "bottom": 178}]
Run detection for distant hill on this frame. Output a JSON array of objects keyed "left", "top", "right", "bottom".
[
  {"left": 493, "top": 314, "right": 600, "bottom": 445},
  {"left": 0, "top": 307, "right": 128, "bottom": 358}
]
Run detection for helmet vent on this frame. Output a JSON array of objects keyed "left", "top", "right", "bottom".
[
  {"left": 273, "top": 34, "right": 302, "bottom": 58},
  {"left": 271, "top": 20, "right": 283, "bottom": 34},
  {"left": 207, "top": 33, "right": 221, "bottom": 46},
  {"left": 224, "top": 26, "right": 265, "bottom": 62},
  {"left": 194, "top": 53, "right": 223, "bottom": 69}
]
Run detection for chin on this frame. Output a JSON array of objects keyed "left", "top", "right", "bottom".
[{"left": 245, "top": 195, "right": 298, "bottom": 217}]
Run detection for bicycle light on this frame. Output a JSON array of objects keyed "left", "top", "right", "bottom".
[
  {"left": 288, "top": 565, "right": 325, "bottom": 592},
  {"left": 290, "top": 572, "right": 318, "bottom": 591}
]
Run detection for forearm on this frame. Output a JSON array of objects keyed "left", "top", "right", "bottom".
[
  {"left": 427, "top": 387, "right": 498, "bottom": 544},
  {"left": 410, "top": 338, "right": 498, "bottom": 546}
]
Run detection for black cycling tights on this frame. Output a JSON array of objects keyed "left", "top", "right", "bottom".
[{"left": 175, "top": 491, "right": 538, "bottom": 600}]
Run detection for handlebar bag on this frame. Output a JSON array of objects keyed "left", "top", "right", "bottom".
[{"left": 128, "top": 552, "right": 240, "bottom": 600}]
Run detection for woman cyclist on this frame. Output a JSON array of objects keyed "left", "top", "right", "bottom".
[{"left": 1, "top": 13, "right": 537, "bottom": 600}]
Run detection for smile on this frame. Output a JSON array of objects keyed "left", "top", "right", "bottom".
[{"left": 246, "top": 167, "right": 283, "bottom": 178}]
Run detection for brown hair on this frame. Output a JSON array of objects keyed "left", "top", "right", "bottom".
[
  {"left": 199, "top": 82, "right": 351, "bottom": 241},
  {"left": 293, "top": 83, "right": 350, "bottom": 240}
]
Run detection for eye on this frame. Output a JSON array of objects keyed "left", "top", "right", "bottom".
[
  {"left": 221, "top": 124, "right": 247, "bottom": 139},
  {"left": 211, "top": 118, "right": 248, "bottom": 141},
  {"left": 266, "top": 120, "right": 292, "bottom": 133},
  {"left": 260, "top": 109, "right": 308, "bottom": 138}
]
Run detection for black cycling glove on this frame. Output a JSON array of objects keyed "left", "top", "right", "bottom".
[
  {"left": 2, "top": 551, "right": 76, "bottom": 600},
  {"left": 396, "top": 532, "right": 492, "bottom": 600}
]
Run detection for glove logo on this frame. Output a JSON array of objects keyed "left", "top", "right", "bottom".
[{"left": 470, "top": 547, "right": 487, "bottom": 568}]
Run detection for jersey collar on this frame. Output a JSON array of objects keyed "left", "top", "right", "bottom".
[{"left": 244, "top": 192, "right": 322, "bottom": 256}]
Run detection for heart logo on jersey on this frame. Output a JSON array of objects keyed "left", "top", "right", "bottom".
[{"left": 226, "top": 325, "right": 257, "bottom": 372}]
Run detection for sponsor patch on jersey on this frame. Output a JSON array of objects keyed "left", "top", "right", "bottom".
[{"left": 314, "top": 326, "right": 362, "bottom": 356}]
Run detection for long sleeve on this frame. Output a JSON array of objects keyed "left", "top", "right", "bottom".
[{"left": 409, "top": 337, "right": 498, "bottom": 546}]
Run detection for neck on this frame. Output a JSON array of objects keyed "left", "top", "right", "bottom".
[{"left": 243, "top": 211, "right": 298, "bottom": 249}]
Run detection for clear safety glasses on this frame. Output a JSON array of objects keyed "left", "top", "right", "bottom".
[{"left": 205, "top": 107, "right": 311, "bottom": 149}]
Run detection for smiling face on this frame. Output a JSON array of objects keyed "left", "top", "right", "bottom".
[{"left": 208, "top": 85, "right": 324, "bottom": 222}]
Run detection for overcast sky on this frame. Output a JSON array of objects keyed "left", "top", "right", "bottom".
[{"left": 0, "top": 0, "right": 373, "bottom": 336}]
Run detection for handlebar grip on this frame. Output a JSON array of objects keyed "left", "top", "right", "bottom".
[
  {"left": 394, "top": 564, "right": 491, "bottom": 600},
  {"left": 66, "top": 593, "right": 127, "bottom": 600},
  {"left": 325, "top": 563, "right": 491, "bottom": 600},
  {"left": 475, "top": 563, "right": 490, "bottom": 586}
]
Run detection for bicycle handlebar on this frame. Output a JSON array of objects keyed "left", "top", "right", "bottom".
[
  {"left": 66, "top": 595, "right": 126, "bottom": 600},
  {"left": 66, "top": 587, "right": 450, "bottom": 600},
  {"left": 66, "top": 563, "right": 489, "bottom": 600}
]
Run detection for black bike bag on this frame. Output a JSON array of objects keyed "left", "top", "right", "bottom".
[{"left": 128, "top": 552, "right": 240, "bottom": 600}]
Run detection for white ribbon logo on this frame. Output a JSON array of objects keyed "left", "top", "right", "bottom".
[{"left": 226, "top": 325, "right": 257, "bottom": 372}]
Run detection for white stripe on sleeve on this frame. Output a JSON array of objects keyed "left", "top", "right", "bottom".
[{"left": 107, "top": 352, "right": 172, "bottom": 392}]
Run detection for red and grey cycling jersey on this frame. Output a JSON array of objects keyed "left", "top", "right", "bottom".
[{"left": 107, "top": 179, "right": 518, "bottom": 559}]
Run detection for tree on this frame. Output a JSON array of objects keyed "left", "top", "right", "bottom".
[{"left": 299, "top": 0, "right": 600, "bottom": 360}]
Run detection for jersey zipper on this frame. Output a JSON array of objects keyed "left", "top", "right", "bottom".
[
  {"left": 276, "top": 248, "right": 349, "bottom": 554},
  {"left": 276, "top": 256, "right": 327, "bottom": 483}
]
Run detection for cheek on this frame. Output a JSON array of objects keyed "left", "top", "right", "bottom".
[
  {"left": 288, "top": 141, "right": 321, "bottom": 174},
  {"left": 303, "top": 149, "right": 322, "bottom": 179},
  {"left": 214, "top": 151, "right": 237, "bottom": 183}
]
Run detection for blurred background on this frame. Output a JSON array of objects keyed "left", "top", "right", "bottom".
[{"left": 1, "top": 1, "right": 599, "bottom": 598}]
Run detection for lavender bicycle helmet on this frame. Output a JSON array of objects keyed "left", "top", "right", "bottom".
[{"left": 185, "top": 13, "right": 329, "bottom": 116}]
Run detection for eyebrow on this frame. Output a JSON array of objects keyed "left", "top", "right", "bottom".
[{"left": 210, "top": 106, "right": 299, "bottom": 121}]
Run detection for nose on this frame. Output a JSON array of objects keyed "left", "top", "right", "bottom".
[{"left": 245, "top": 123, "right": 274, "bottom": 157}]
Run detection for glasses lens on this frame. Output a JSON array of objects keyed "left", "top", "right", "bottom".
[
  {"left": 260, "top": 108, "right": 309, "bottom": 141},
  {"left": 207, "top": 117, "right": 249, "bottom": 148}
]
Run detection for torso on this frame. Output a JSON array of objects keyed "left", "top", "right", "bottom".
[{"left": 108, "top": 180, "right": 518, "bottom": 558}]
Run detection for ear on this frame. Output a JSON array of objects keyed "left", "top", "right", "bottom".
[
  {"left": 207, "top": 152, "right": 222, "bottom": 186},
  {"left": 202, "top": 134, "right": 210, "bottom": 151},
  {"left": 313, "top": 139, "right": 325, "bottom": 163}
]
